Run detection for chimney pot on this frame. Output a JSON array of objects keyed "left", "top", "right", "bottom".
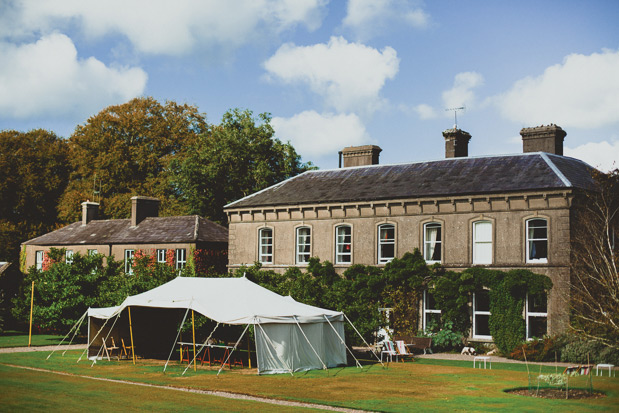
[
  {"left": 131, "top": 196, "right": 160, "bottom": 227},
  {"left": 81, "top": 201, "right": 99, "bottom": 226},
  {"left": 340, "top": 145, "right": 382, "bottom": 167}
]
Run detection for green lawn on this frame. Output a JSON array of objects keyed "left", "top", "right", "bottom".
[
  {"left": 1, "top": 350, "right": 617, "bottom": 412},
  {"left": 0, "top": 331, "right": 77, "bottom": 348}
]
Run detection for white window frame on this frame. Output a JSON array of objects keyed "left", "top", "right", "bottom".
[
  {"left": 472, "top": 290, "right": 492, "bottom": 340},
  {"left": 526, "top": 218, "right": 548, "bottom": 263},
  {"left": 473, "top": 221, "right": 493, "bottom": 265},
  {"left": 258, "top": 228, "right": 273, "bottom": 264},
  {"left": 526, "top": 292, "right": 548, "bottom": 340},
  {"left": 423, "top": 222, "right": 442, "bottom": 264},
  {"left": 175, "top": 248, "right": 186, "bottom": 270},
  {"left": 65, "top": 250, "right": 74, "bottom": 265},
  {"left": 423, "top": 290, "right": 441, "bottom": 332},
  {"left": 295, "top": 227, "right": 311, "bottom": 265},
  {"left": 335, "top": 225, "right": 352, "bottom": 264},
  {"left": 156, "top": 249, "right": 167, "bottom": 263},
  {"left": 124, "top": 249, "right": 134, "bottom": 274},
  {"left": 377, "top": 224, "right": 395, "bottom": 264},
  {"left": 35, "top": 250, "right": 44, "bottom": 270}
]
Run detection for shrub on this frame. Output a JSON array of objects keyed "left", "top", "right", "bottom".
[
  {"left": 427, "top": 320, "right": 463, "bottom": 352},
  {"left": 510, "top": 336, "right": 563, "bottom": 362},
  {"left": 561, "top": 339, "right": 607, "bottom": 364}
]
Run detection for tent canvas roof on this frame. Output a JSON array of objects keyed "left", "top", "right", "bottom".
[{"left": 88, "top": 276, "right": 343, "bottom": 324}]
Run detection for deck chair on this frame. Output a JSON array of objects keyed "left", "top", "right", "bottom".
[
  {"left": 107, "top": 337, "right": 120, "bottom": 360},
  {"left": 395, "top": 340, "right": 415, "bottom": 362},
  {"left": 121, "top": 338, "right": 134, "bottom": 359},
  {"left": 381, "top": 340, "right": 398, "bottom": 362}
]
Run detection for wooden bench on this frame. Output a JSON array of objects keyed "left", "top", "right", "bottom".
[{"left": 395, "top": 336, "right": 433, "bottom": 354}]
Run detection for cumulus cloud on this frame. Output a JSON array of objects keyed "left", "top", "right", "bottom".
[
  {"left": 495, "top": 50, "right": 619, "bottom": 128},
  {"left": 413, "top": 104, "right": 438, "bottom": 119},
  {"left": 565, "top": 140, "right": 619, "bottom": 172},
  {"left": 264, "top": 36, "right": 399, "bottom": 113},
  {"left": 0, "top": 33, "right": 147, "bottom": 119},
  {"left": 442, "top": 71, "right": 484, "bottom": 110},
  {"left": 343, "top": 0, "right": 429, "bottom": 39},
  {"left": 0, "top": 0, "right": 328, "bottom": 55},
  {"left": 272, "top": 111, "right": 370, "bottom": 157}
]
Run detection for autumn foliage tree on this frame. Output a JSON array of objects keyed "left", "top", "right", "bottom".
[
  {"left": 570, "top": 168, "right": 619, "bottom": 349},
  {"left": 58, "top": 97, "right": 208, "bottom": 222}
]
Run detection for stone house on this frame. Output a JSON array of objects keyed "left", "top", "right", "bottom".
[
  {"left": 22, "top": 196, "right": 228, "bottom": 274},
  {"left": 224, "top": 125, "right": 594, "bottom": 341}
]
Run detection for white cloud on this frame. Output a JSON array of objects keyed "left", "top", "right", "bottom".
[
  {"left": 343, "top": 0, "right": 429, "bottom": 40},
  {"left": 442, "top": 71, "right": 484, "bottom": 110},
  {"left": 272, "top": 111, "right": 370, "bottom": 157},
  {"left": 0, "top": 33, "right": 147, "bottom": 119},
  {"left": 413, "top": 104, "right": 437, "bottom": 119},
  {"left": 1, "top": 0, "right": 328, "bottom": 55},
  {"left": 264, "top": 36, "right": 399, "bottom": 114},
  {"left": 565, "top": 140, "right": 619, "bottom": 172},
  {"left": 496, "top": 50, "right": 619, "bottom": 128}
]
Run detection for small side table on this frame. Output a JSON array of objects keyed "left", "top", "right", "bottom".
[
  {"left": 473, "top": 356, "right": 491, "bottom": 369},
  {"left": 596, "top": 364, "right": 615, "bottom": 377}
]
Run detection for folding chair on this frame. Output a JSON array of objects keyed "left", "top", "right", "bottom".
[
  {"left": 107, "top": 337, "right": 120, "bottom": 360},
  {"left": 381, "top": 340, "right": 398, "bottom": 362},
  {"left": 121, "top": 338, "right": 134, "bottom": 359},
  {"left": 395, "top": 340, "right": 415, "bottom": 362}
]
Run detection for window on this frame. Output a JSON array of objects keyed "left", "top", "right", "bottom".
[
  {"left": 473, "top": 290, "right": 492, "bottom": 339},
  {"left": 35, "top": 250, "right": 44, "bottom": 270},
  {"left": 526, "top": 218, "right": 548, "bottom": 263},
  {"left": 87, "top": 249, "right": 98, "bottom": 256},
  {"left": 157, "top": 249, "right": 167, "bottom": 263},
  {"left": 335, "top": 225, "right": 352, "bottom": 264},
  {"left": 526, "top": 292, "right": 548, "bottom": 339},
  {"left": 424, "top": 222, "right": 442, "bottom": 263},
  {"left": 124, "top": 249, "right": 134, "bottom": 274},
  {"left": 65, "top": 250, "right": 74, "bottom": 265},
  {"left": 378, "top": 224, "right": 395, "bottom": 264},
  {"left": 175, "top": 248, "right": 186, "bottom": 270},
  {"left": 423, "top": 290, "right": 441, "bottom": 332},
  {"left": 473, "top": 221, "right": 492, "bottom": 264},
  {"left": 296, "top": 227, "right": 311, "bottom": 264},
  {"left": 258, "top": 228, "right": 273, "bottom": 264}
]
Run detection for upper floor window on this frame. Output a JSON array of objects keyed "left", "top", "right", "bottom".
[
  {"left": 378, "top": 224, "right": 395, "bottom": 264},
  {"left": 35, "top": 250, "right": 44, "bottom": 270},
  {"left": 296, "top": 227, "right": 311, "bottom": 264},
  {"left": 157, "top": 249, "right": 167, "bottom": 263},
  {"left": 473, "top": 290, "right": 492, "bottom": 340},
  {"left": 423, "top": 290, "right": 441, "bottom": 332},
  {"left": 335, "top": 225, "right": 352, "bottom": 264},
  {"left": 424, "top": 222, "right": 442, "bottom": 263},
  {"left": 65, "top": 250, "right": 74, "bottom": 265},
  {"left": 526, "top": 292, "right": 548, "bottom": 339},
  {"left": 258, "top": 228, "right": 273, "bottom": 264},
  {"left": 175, "top": 248, "right": 186, "bottom": 270},
  {"left": 124, "top": 249, "right": 134, "bottom": 274},
  {"left": 526, "top": 218, "right": 548, "bottom": 263},
  {"left": 473, "top": 221, "right": 492, "bottom": 265}
]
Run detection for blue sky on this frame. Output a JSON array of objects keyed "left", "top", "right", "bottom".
[{"left": 1, "top": 0, "right": 618, "bottom": 170}]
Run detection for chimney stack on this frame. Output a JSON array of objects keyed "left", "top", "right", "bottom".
[
  {"left": 340, "top": 145, "right": 382, "bottom": 168},
  {"left": 131, "top": 196, "right": 160, "bottom": 227},
  {"left": 81, "top": 201, "right": 99, "bottom": 226},
  {"left": 442, "top": 128, "right": 472, "bottom": 158},
  {"left": 520, "top": 124, "right": 566, "bottom": 155}
]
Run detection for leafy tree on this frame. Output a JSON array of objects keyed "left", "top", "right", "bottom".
[
  {"left": 170, "top": 109, "right": 314, "bottom": 224},
  {"left": 570, "top": 168, "right": 619, "bottom": 349},
  {"left": 58, "top": 97, "right": 208, "bottom": 222},
  {"left": 0, "top": 129, "right": 70, "bottom": 262}
]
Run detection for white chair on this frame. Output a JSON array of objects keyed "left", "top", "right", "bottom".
[
  {"left": 395, "top": 340, "right": 415, "bottom": 362},
  {"left": 381, "top": 340, "right": 398, "bottom": 362}
]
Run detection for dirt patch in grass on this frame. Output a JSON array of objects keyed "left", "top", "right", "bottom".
[{"left": 506, "top": 388, "right": 606, "bottom": 400}]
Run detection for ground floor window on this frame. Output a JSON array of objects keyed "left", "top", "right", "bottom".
[
  {"left": 157, "top": 249, "right": 166, "bottom": 263},
  {"left": 65, "top": 250, "right": 74, "bottom": 265},
  {"left": 526, "top": 292, "right": 548, "bottom": 339},
  {"left": 175, "top": 248, "right": 186, "bottom": 270},
  {"left": 423, "top": 290, "right": 441, "bottom": 332},
  {"left": 35, "top": 250, "right": 44, "bottom": 270},
  {"left": 124, "top": 249, "right": 134, "bottom": 274},
  {"left": 87, "top": 249, "right": 98, "bottom": 256},
  {"left": 473, "top": 290, "right": 492, "bottom": 339}
]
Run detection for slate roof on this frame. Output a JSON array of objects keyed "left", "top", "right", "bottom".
[
  {"left": 225, "top": 152, "right": 595, "bottom": 209},
  {"left": 23, "top": 215, "right": 228, "bottom": 246}
]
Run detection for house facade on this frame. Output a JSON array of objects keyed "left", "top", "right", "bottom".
[
  {"left": 224, "top": 125, "right": 594, "bottom": 341},
  {"left": 22, "top": 196, "right": 228, "bottom": 274}
]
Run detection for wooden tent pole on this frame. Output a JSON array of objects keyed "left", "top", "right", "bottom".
[
  {"left": 192, "top": 310, "right": 196, "bottom": 372},
  {"left": 247, "top": 332, "right": 252, "bottom": 369},
  {"left": 128, "top": 306, "right": 136, "bottom": 365},
  {"left": 28, "top": 281, "right": 34, "bottom": 347}
]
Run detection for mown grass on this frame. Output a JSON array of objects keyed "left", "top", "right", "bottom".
[
  {"left": 1, "top": 350, "right": 618, "bottom": 412},
  {"left": 0, "top": 331, "right": 75, "bottom": 348}
]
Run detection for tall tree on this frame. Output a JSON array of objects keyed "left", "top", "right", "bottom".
[
  {"left": 171, "top": 109, "right": 314, "bottom": 224},
  {"left": 0, "top": 129, "right": 70, "bottom": 262},
  {"left": 570, "top": 169, "right": 619, "bottom": 348},
  {"left": 58, "top": 97, "right": 208, "bottom": 222}
]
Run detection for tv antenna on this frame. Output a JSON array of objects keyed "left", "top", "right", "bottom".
[
  {"left": 445, "top": 106, "right": 465, "bottom": 128},
  {"left": 92, "top": 174, "right": 101, "bottom": 203}
]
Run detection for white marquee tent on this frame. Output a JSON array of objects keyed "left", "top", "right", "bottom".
[{"left": 83, "top": 277, "right": 368, "bottom": 374}]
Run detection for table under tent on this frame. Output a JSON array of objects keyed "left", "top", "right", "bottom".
[{"left": 83, "top": 276, "right": 373, "bottom": 375}]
